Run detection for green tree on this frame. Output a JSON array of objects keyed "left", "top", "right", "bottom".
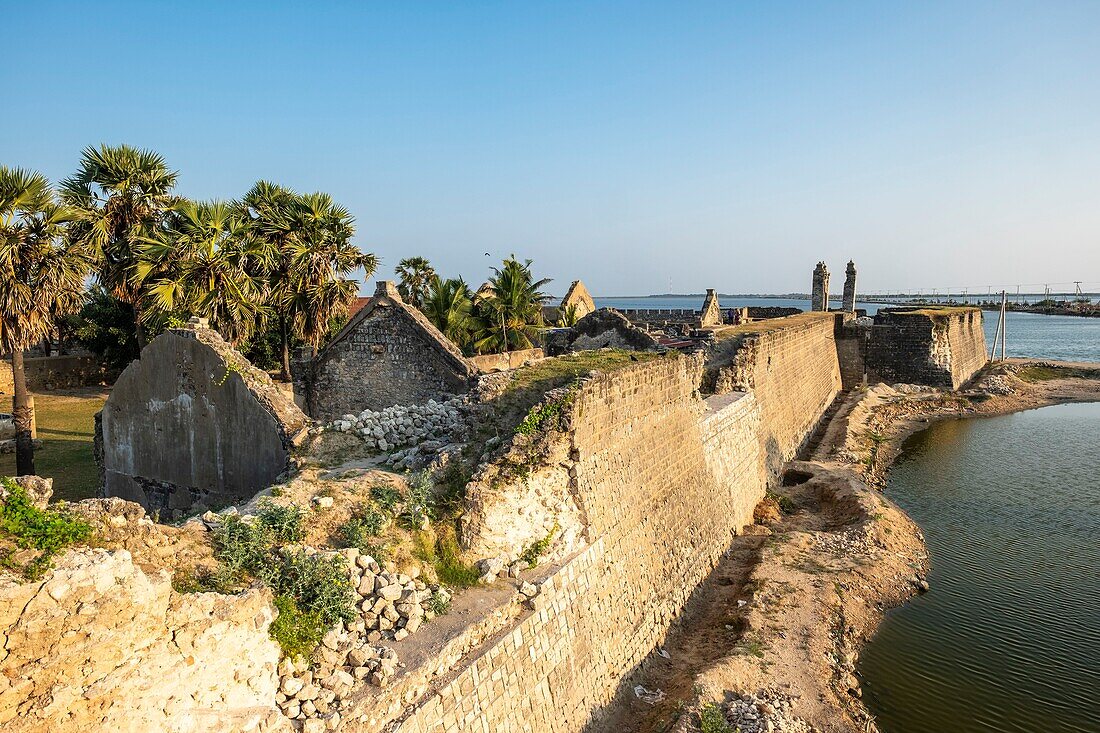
[
  {"left": 0, "top": 167, "right": 91, "bottom": 475},
  {"left": 395, "top": 256, "right": 436, "bottom": 309},
  {"left": 139, "top": 199, "right": 268, "bottom": 344},
  {"left": 68, "top": 286, "right": 140, "bottom": 370},
  {"left": 423, "top": 277, "right": 476, "bottom": 351},
  {"left": 61, "top": 145, "right": 178, "bottom": 349},
  {"left": 281, "top": 192, "right": 377, "bottom": 354},
  {"left": 472, "top": 257, "right": 550, "bottom": 353}
]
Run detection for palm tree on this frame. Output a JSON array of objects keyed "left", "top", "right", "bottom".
[
  {"left": 395, "top": 256, "right": 436, "bottom": 309},
  {"left": 61, "top": 144, "right": 178, "bottom": 350},
  {"left": 282, "top": 192, "right": 377, "bottom": 353},
  {"left": 0, "top": 167, "right": 91, "bottom": 475},
  {"left": 423, "top": 277, "right": 475, "bottom": 351},
  {"left": 240, "top": 181, "right": 299, "bottom": 378},
  {"left": 473, "top": 257, "right": 550, "bottom": 353},
  {"left": 140, "top": 199, "right": 268, "bottom": 344}
]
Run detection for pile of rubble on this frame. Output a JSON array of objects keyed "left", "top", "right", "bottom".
[
  {"left": 325, "top": 398, "right": 465, "bottom": 453},
  {"left": 336, "top": 547, "right": 449, "bottom": 642},
  {"left": 720, "top": 690, "right": 814, "bottom": 733}
]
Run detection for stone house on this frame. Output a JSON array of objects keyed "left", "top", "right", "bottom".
[{"left": 301, "top": 281, "right": 476, "bottom": 421}]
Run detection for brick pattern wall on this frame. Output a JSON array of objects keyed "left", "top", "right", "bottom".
[
  {"left": 710, "top": 313, "right": 844, "bottom": 476},
  {"left": 309, "top": 306, "right": 472, "bottom": 421},
  {"left": 382, "top": 357, "right": 767, "bottom": 733},
  {"left": 865, "top": 309, "right": 986, "bottom": 389}
]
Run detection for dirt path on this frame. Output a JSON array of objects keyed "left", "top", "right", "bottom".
[{"left": 592, "top": 533, "right": 768, "bottom": 732}]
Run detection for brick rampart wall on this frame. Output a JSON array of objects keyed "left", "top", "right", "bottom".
[
  {"left": 865, "top": 308, "right": 986, "bottom": 389},
  {"left": 378, "top": 357, "right": 767, "bottom": 732}
]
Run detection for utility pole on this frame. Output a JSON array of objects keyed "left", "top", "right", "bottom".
[{"left": 999, "top": 290, "right": 1007, "bottom": 361}]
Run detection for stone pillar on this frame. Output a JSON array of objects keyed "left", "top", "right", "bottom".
[
  {"left": 699, "top": 288, "right": 722, "bottom": 327},
  {"left": 374, "top": 280, "right": 403, "bottom": 301},
  {"left": 842, "top": 260, "right": 857, "bottom": 313},
  {"left": 811, "top": 262, "right": 830, "bottom": 311}
]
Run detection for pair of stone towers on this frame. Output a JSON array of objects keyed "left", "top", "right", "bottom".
[{"left": 812, "top": 261, "right": 858, "bottom": 313}]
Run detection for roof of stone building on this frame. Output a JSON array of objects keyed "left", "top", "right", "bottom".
[
  {"left": 347, "top": 296, "right": 371, "bottom": 319},
  {"left": 561, "top": 280, "right": 595, "bottom": 314},
  {"left": 318, "top": 281, "right": 476, "bottom": 377}
]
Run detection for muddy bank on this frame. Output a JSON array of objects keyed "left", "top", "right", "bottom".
[{"left": 630, "top": 360, "right": 1100, "bottom": 733}]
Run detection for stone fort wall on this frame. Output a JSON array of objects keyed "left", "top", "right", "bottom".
[
  {"left": 704, "top": 312, "right": 844, "bottom": 477},
  {"left": 865, "top": 308, "right": 986, "bottom": 389},
  {"left": 380, "top": 355, "right": 768, "bottom": 732}
]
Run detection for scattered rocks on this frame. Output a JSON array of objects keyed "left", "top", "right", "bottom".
[
  {"left": 325, "top": 399, "right": 466, "bottom": 464},
  {"left": 721, "top": 690, "right": 812, "bottom": 733}
]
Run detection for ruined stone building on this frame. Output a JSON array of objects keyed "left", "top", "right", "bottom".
[
  {"left": 299, "top": 280, "right": 476, "bottom": 421},
  {"left": 699, "top": 288, "right": 722, "bottom": 327},
  {"left": 811, "top": 262, "right": 831, "bottom": 311},
  {"left": 843, "top": 260, "right": 857, "bottom": 313},
  {"left": 99, "top": 319, "right": 309, "bottom": 517}
]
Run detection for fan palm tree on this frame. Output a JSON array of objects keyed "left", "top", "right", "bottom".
[
  {"left": 239, "top": 181, "right": 299, "bottom": 377},
  {"left": 1, "top": 167, "right": 91, "bottom": 475},
  {"left": 423, "top": 277, "right": 476, "bottom": 351},
  {"left": 61, "top": 144, "right": 178, "bottom": 349},
  {"left": 473, "top": 257, "right": 550, "bottom": 353},
  {"left": 395, "top": 256, "right": 436, "bottom": 309},
  {"left": 139, "top": 199, "right": 268, "bottom": 344},
  {"left": 282, "top": 192, "right": 377, "bottom": 353}
]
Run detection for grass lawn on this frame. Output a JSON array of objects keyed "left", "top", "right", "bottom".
[{"left": 1, "top": 389, "right": 108, "bottom": 502}]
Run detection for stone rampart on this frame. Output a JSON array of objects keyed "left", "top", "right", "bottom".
[
  {"left": 100, "top": 323, "right": 309, "bottom": 518},
  {"left": 384, "top": 356, "right": 767, "bottom": 732},
  {"left": 704, "top": 312, "right": 844, "bottom": 476},
  {"left": 865, "top": 307, "right": 986, "bottom": 389},
  {"left": 467, "top": 348, "right": 545, "bottom": 373}
]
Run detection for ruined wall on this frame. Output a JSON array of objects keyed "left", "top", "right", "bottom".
[
  {"left": 307, "top": 296, "right": 474, "bottom": 421},
  {"left": 100, "top": 324, "right": 308, "bottom": 517},
  {"left": 865, "top": 308, "right": 986, "bottom": 389},
  {"left": 705, "top": 312, "right": 843, "bottom": 477},
  {"left": 0, "top": 354, "right": 113, "bottom": 394},
  {"left": 398, "top": 357, "right": 766, "bottom": 732},
  {"left": 0, "top": 548, "right": 288, "bottom": 733},
  {"left": 467, "top": 348, "right": 544, "bottom": 373}
]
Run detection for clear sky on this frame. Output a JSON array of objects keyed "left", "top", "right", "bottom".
[{"left": 3, "top": 1, "right": 1099, "bottom": 296}]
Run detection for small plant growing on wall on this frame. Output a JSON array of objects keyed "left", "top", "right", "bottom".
[{"left": 0, "top": 478, "right": 92, "bottom": 580}]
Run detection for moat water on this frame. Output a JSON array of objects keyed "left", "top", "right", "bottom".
[{"left": 858, "top": 402, "right": 1100, "bottom": 733}]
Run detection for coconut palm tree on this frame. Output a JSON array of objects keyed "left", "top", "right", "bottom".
[
  {"left": 61, "top": 144, "right": 178, "bottom": 349},
  {"left": 139, "top": 199, "right": 268, "bottom": 344},
  {"left": 0, "top": 167, "right": 91, "bottom": 475},
  {"left": 473, "top": 257, "right": 550, "bottom": 353},
  {"left": 423, "top": 277, "right": 476, "bottom": 351},
  {"left": 395, "top": 256, "right": 436, "bottom": 309}
]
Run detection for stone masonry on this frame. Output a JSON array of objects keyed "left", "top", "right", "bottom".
[
  {"left": 865, "top": 307, "right": 987, "bottom": 389},
  {"left": 843, "top": 260, "right": 857, "bottom": 313},
  {"left": 303, "top": 281, "right": 476, "bottom": 421},
  {"left": 811, "top": 262, "right": 830, "bottom": 311},
  {"left": 700, "top": 288, "right": 723, "bottom": 327},
  {"left": 99, "top": 320, "right": 309, "bottom": 518}
]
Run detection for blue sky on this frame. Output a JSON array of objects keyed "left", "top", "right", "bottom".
[{"left": 3, "top": 1, "right": 1099, "bottom": 296}]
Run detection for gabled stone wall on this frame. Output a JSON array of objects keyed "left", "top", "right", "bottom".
[
  {"left": 304, "top": 282, "right": 475, "bottom": 421},
  {"left": 99, "top": 322, "right": 308, "bottom": 518}
]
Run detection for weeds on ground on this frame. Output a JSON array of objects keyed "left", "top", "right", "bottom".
[
  {"left": 0, "top": 478, "right": 92, "bottom": 579},
  {"left": 699, "top": 703, "right": 733, "bottom": 733},
  {"left": 766, "top": 490, "right": 797, "bottom": 514},
  {"left": 269, "top": 594, "right": 327, "bottom": 660},
  {"left": 257, "top": 499, "right": 304, "bottom": 543},
  {"left": 413, "top": 524, "right": 480, "bottom": 587}
]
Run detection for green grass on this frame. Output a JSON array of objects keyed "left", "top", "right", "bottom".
[
  {"left": 412, "top": 524, "right": 481, "bottom": 588},
  {"left": 1017, "top": 365, "right": 1100, "bottom": 383},
  {"left": 0, "top": 390, "right": 107, "bottom": 502}
]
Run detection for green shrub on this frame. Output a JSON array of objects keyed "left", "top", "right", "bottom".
[
  {"left": 402, "top": 471, "right": 434, "bottom": 528},
  {"left": 699, "top": 703, "right": 733, "bottom": 733},
  {"left": 519, "top": 524, "right": 557, "bottom": 568},
  {"left": 271, "top": 550, "right": 356, "bottom": 628},
  {"left": 370, "top": 485, "right": 403, "bottom": 513},
  {"left": 0, "top": 478, "right": 92, "bottom": 579},
  {"left": 413, "top": 526, "right": 480, "bottom": 588},
  {"left": 256, "top": 499, "right": 304, "bottom": 543},
  {"left": 269, "top": 594, "right": 327, "bottom": 660},
  {"left": 172, "top": 565, "right": 238, "bottom": 594},
  {"left": 339, "top": 505, "right": 388, "bottom": 555},
  {"left": 514, "top": 387, "right": 577, "bottom": 436},
  {"left": 428, "top": 588, "right": 452, "bottom": 616},
  {"left": 210, "top": 515, "right": 276, "bottom": 581}
]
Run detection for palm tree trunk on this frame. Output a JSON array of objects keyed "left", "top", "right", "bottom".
[
  {"left": 11, "top": 351, "right": 35, "bottom": 476},
  {"left": 134, "top": 301, "right": 147, "bottom": 352},
  {"left": 279, "top": 314, "right": 292, "bottom": 382}
]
